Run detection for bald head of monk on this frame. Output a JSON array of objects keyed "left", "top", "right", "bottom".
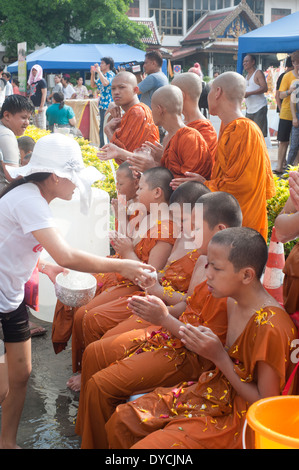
[
  {"left": 171, "top": 72, "right": 202, "bottom": 102},
  {"left": 208, "top": 71, "right": 246, "bottom": 119},
  {"left": 151, "top": 85, "right": 183, "bottom": 126},
  {"left": 111, "top": 71, "right": 139, "bottom": 111}
]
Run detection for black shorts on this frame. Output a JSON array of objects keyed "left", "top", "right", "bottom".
[
  {"left": 0, "top": 300, "right": 31, "bottom": 343},
  {"left": 277, "top": 118, "right": 293, "bottom": 142}
]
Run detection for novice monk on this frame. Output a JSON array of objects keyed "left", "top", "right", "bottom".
[
  {"left": 106, "top": 227, "right": 298, "bottom": 449},
  {"left": 75, "top": 191, "right": 243, "bottom": 449},
  {"left": 275, "top": 171, "right": 299, "bottom": 318},
  {"left": 99, "top": 71, "right": 159, "bottom": 165},
  {"left": 171, "top": 72, "right": 218, "bottom": 163},
  {"left": 66, "top": 167, "right": 176, "bottom": 391},
  {"left": 51, "top": 162, "right": 140, "bottom": 354},
  {"left": 170, "top": 71, "right": 275, "bottom": 242}
]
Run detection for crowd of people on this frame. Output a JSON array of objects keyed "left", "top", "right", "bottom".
[{"left": 0, "top": 50, "right": 299, "bottom": 451}]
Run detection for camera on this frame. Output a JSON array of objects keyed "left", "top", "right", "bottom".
[{"left": 118, "top": 61, "right": 144, "bottom": 74}]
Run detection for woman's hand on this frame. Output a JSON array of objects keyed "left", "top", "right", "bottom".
[{"left": 39, "top": 262, "right": 69, "bottom": 284}]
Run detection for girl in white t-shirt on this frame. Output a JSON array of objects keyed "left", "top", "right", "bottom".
[{"left": 0, "top": 133, "right": 154, "bottom": 449}]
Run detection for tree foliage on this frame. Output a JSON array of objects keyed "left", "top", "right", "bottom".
[{"left": 0, "top": 0, "right": 150, "bottom": 55}]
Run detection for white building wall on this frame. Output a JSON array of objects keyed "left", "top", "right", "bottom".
[{"left": 264, "top": 0, "right": 299, "bottom": 24}]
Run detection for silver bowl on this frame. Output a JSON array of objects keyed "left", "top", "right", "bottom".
[{"left": 55, "top": 271, "right": 97, "bottom": 307}]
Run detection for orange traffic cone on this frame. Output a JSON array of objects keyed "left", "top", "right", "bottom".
[{"left": 263, "top": 227, "right": 285, "bottom": 305}]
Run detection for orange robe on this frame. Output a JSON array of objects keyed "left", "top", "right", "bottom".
[
  {"left": 71, "top": 220, "right": 176, "bottom": 372},
  {"left": 76, "top": 280, "right": 228, "bottom": 449},
  {"left": 110, "top": 102, "right": 159, "bottom": 165},
  {"left": 205, "top": 117, "right": 275, "bottom": 241},
  {"left": 188, "top": 119, "right": 218, "bottom": 165},
  {"left": 161, "top": 126, "right": 213, "bottom": 179},
  {"left": 106, "top": 306, "right": 297, "bottom": 449}
]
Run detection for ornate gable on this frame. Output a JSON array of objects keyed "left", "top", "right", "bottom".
[{"left": 182, "top": 1, "right": 262, "bottom": 46}]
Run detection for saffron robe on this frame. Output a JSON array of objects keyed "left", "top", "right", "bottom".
[
  {"left": 75, "top": 280, "right": 227, "bottom": 449},
  {"left": 71, "top": 220, "right": 176, "bottom": 372},
  {"left": 187, "top": 119, "right": 218, "bottom": 165},
  {"left": 105, "top": 306, "right": 297, "bottom": 450},
  {"left": 110, "top": 102, "right": 159, "bottom": 165},
  {"left": 161, "top": 127, "right": 213, "bottom": 179},
  {"left": 205, "top": 117, "right": 275, "bottom": 241}
]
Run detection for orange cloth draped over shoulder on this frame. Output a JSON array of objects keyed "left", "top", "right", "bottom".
[
  {"left": 51, "top": 219, "right": 176, "bottom": 355},
  {"left": 110, "top": 102, "right": 159, "bottom": 165},
  {"left": 161, "top": 126, "right": 213, "bottom": 179},
  {"left": 205, "top": 117, "right": 275, "bottom": 241},
  {"left": 106, "top": 306, "right": 297, "bottom": 449},
  {"left": 188, "top": 119, "right": 218, "bottom": 165}
]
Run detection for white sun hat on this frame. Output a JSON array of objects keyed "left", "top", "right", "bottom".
[{"left": 6, "top": 133, "right": 105, "bottom": 214}]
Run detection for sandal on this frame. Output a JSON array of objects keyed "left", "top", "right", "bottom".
[{"left": 29, "top": 322, "right": 46, "bottom": 337}]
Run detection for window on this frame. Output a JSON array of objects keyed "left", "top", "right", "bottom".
[
  {"left": 271, "top": 8, "right": 291, "bottom": 23},
  {"left": 234, "top": 0, "right": 264, "bottom": 24},
  {"left": 149, "top": 0, "right": 183, "bottom": 35}
]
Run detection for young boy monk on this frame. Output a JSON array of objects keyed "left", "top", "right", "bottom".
[
  {"left": 75, "top": 191, "right": 243, "bottom": 448},
  {"left": 51, "top": 161, "right": 140, "bottom": 354},
  {"left": 66, "top": 166, "right": 176, "bottom": 391},
  {"left": 106, "top": 226, "right": 298, "bottom": 449},
  {"left": 170, "top": 71, "right": 275, "bottom": 242},
  {"left": 171, "top": 72, "right": 218, "bottom": 163},
  {"left": 81, "top": 180, "right": 211, "bottom": 344},
  {"left": 99, "top": 71, "right": 159, "bottom": 165}
]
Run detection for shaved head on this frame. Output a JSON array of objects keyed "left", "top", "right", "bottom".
[
  {"left": 212, "top": 71, "right": 246, "bottom": 102},
  {"left": 171, "top": 72, "right": 202, "bottom": 101},
  {"left": 112, "top": 71, "right": 137, "bottom": 87},
  {"left": 152, "top": 84, "right": 183, "bottom": 115}
]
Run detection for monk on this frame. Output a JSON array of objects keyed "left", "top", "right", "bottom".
[
  {"left": 102, "top": 85, "right": 213, "bottom": 180},
  {"left": 171, "top": 72, "right": 218, "bottom": 164},
  {"left": 51, "top": 162, "right": 140, "bottom": 355},
  {"left": 275, "top": 171, "right": 299, "bottom": 318},
  {"left": 170, "top": 71, "right": 275, "bottom": 242},
  {"left": 66, "top": 166, "right": 176, "bottom": 391},
  {"left": 99, "top": 71, "right": 160, "bottom": 165},
  {"left": 75, "top": 191, "right": 243, "bottom": 449},
  {"left": 106, "top": 227, "right": 298, "bottom": 449}
]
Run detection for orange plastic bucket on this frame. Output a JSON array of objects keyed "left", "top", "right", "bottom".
[{"left": 246, "top": 396, "right": 299, "bottom": 449}]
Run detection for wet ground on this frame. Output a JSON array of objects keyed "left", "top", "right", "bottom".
[
  {"left": 0, "top": 139, "right": 281, "bottom": 450},
  {"left": 0, "top": 312, "right": 81, "bottom": 450}
]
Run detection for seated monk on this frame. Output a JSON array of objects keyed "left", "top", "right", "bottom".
[
  {"left": 75, "top": 191, "right": 243, "bottom": 449},
  {"left": 66, "top": 166, "right": 177, "bottom": 391},
  {"left": 171, "top": 72, "right": 218, "bottom": 164},
  {"left": 170, "top": 71, "right": 275, "bottom": 242},
  {"left": 105, "top": 227, "right": 298, "bottom": 450},
  {"left": 51, "top": 162, "right": 140, "bottom": 354},
  {"left": 99, "top": 71, "right": 160, "bottom": 165}
]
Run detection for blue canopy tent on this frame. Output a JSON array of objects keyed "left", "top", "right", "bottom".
[
  {"left": 7, "top": 47, "right": 52, "bottom": 73},
  {"left": 8, "top": 43, "right": 167, "bottom": 76},
  {"left": 237, "top": 11, "right": 299, "bottom": 74}
]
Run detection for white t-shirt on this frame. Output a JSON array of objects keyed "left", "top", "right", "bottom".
[
  {"left": 63, "top": 84, "right": 76, "bottom": 99},
  {"left": 0, "top": 183, "right": 55, "bottom": 313},
  {"left": 0, "top": 121, "right": 20, "bottom": 192}
]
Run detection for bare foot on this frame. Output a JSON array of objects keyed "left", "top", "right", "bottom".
[{"left": 66, "top": 374, "right": 81, "bottom": 392}]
